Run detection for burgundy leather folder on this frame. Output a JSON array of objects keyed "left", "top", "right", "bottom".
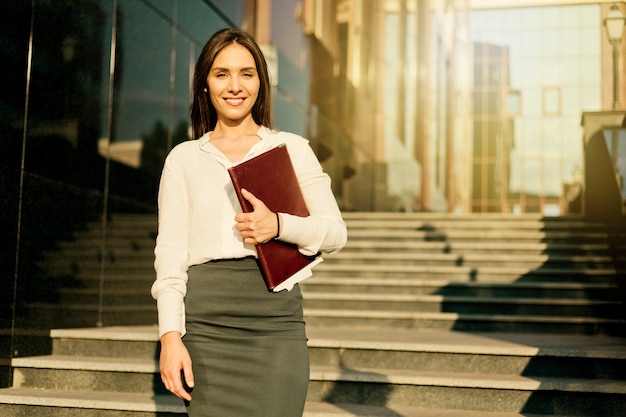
[{"left": 228, "top": 144, "right": 319, "bottom": 291}]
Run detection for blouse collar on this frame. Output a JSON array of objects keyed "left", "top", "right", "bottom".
[{"left": 198, "top": 126, "right": 274, "bottom": 167}]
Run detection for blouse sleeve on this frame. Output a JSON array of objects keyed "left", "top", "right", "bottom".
[
  {"left": 151, "top": 151, "right": 190, "bottom": 338},
  {"left": 277, "top": 143, "right": 347, "bottom": 256}
]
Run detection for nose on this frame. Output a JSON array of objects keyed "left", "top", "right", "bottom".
[{"left": 228, "top": 75, "right": 242, "bottom": 93}]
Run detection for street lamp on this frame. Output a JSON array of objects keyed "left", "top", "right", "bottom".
[{"left": 605, "top": 3, "right": 625, "bottom": 110}]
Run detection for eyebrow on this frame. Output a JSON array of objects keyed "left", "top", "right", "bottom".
[{"left": 211, "top": 66, "right": 257, "bottom": 73}]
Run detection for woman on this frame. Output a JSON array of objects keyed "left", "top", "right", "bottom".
[{"left": 151, "top": 28, "right": 347, "bottom": 417}]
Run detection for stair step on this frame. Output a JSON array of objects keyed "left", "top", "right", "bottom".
[
  {"left": 303, "top": 310, "right": 626, "bottom": 335},
  {"left": 44, "top": 259, "right": 154, "bottom": 270},
  {"left": 57, "top": 288, "right": 155, "bottom": 306},
  {"left": 303, "top": 402, "right": 550, "bottom": 417},
  {"left": 11, "top": 354, "right": 161, "bottom": 393},
  {"left": 47, "top": 247, "right": 155, "bottom": 259},
  {"left": 328, "top": 251, "right": 618, "bottom": 265},
  {"left": 306, "top": 326, "right": 626, "bottom": 356},
  {"left": 43, "top": 253, "right": 624, "bottom": 272},
  {"left": 341, "top": 212, "right": 623, "bottom": 230},
  {"left": 310, "top": 365, "right": 626, "bottom": 394},
  {"left": 342, "top": 240, "right": 619, "bottom": 254},
  {"left": 19, "top": 304, "right": 156, "bottom": 328},
  {"left": 0, "top": 389, "right": 554, "bottom": 417},
  {"left": 12, "top": 354, "right": 157, "bottom": 373},
  {"left": 313, "top": 263, "right": 620, "bottom": 282},
  {"left": 0, "top": 387, "right": 183, "bottom": 415},
  {"left": 307, "top": 367, "right": 626, "bottom": 414},
  {"left": 344, "top": 229, "right": 618, "bottom": 242},
  {"left": 54, "top": 288, "right": 623, "bottom": 315},
  {"left": 307, "top": 328, "right": 626, "bottom": 380},
  {"left": 48, "top": 250, "right": 622, "bottom": 261},
  {"left": 72, "top": 226, "right": 156, "bottom": 239},
  {"left": 302, "top": 292, "right": 623, "bottom": 317},
  {"left": 302, "top": 278, "right": 621, "bottom": 298},
  {"left": 58, "top": 277, "right": 153, "bottom": 290}
]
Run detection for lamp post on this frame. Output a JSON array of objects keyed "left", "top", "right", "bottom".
[{"left": 605, "top": 4, "right": 625, "bottom": 110}]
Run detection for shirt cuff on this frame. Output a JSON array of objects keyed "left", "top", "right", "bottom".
[
  {"left": 277, "top": 213, "right": 320, "bottom": 256},
  {"left": 156, "top": 291, "right": 186, "bottom": 338}
]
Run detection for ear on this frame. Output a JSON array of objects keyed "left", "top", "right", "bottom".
[{"left": 203, "top": 87, "right": 208, "bottom": 93}]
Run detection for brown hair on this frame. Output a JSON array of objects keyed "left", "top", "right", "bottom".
[{"left": 190, "top": 28, "right": 272, "bottom": 138}]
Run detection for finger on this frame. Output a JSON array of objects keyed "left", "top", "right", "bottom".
[
  {"left": 241, "top": 188, "right": 267, "bottom": 211},
  {"left": 183, "top": 363, "right": 195, "bottom": 390},
  {"left": 170, "top": 372, "right": 192, "bottom": 401},
  {"left": 234, "top": 212, "right": 256, "bottom": 228},
  {"left": 233, "top": 218, "right": 246, "bottom": 231},
  {"left": 161, "top": 366, "right": 190, "bottom": 401},
  {"left": 241, "top": 188, "right": 255, "bottom": 201}
]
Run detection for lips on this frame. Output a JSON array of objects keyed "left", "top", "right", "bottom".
[{"left": 224, "top": 98, "right": 245, "bottom": 106}]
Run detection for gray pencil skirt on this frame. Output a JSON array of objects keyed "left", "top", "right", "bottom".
[{"left": 183, "top": 257, "right": 309, "bottom": 417}]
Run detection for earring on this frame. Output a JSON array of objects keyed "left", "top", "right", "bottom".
[{"left": 203, "top": 88, "right": 208, "bottom": 93}]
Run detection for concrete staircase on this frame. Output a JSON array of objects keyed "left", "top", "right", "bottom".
[
  {"left": 304, "top": 213, "right": 626, "bottom": 335},
  {"left": 0, "top": 212, "right": 625, "bottom": 416},
  {"left": 11, "top": 214, "right": 161, "bottom": 330}
]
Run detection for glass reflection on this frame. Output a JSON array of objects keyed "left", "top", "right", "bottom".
[
  {"left": 0, "top": 0, "right": 243, "bottom": 388},
  {"left": 469, "top": 3, "right": 601, "bottom": 214}
]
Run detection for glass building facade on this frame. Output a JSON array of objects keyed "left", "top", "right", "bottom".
[
  {"left": 0, "top": 0, "right": 298, "bottom": 387},
  {"left": 467, "top": 3, "right": 603, "bottom": 215},
  {"left": 1, "top": 0, "right": 623, "bottom": 387}
]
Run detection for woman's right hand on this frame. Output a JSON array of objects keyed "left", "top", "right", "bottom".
[{"left": 159, "top": 331, "right": 194, "bottom": 401}]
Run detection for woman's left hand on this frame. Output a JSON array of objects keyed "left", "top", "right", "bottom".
[{"left": 235, "top": 188, "right": 279, "bottom": 245}]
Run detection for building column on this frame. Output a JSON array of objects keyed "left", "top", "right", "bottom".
[{"left": 243, "top": 0, "right": 272, "bottom": 43}]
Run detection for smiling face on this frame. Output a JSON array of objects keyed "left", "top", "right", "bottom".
[{"left": 206, "top": 42, "right": 260, "bottom": 128}]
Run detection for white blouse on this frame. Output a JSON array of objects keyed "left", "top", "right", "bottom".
[{"left": 151, "top": 126, "right": 347, "bottom": 337}]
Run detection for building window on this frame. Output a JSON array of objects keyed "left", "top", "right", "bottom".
[
  {"left": 543, "top": 87, "right": 561, "bottom": 116},
  {"left": 507, "top": 89, "right": 522, "bottom": 116}
]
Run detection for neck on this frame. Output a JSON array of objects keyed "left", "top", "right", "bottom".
[{"left": 213, "top": 117, "right": 260, "bottom": 138}]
